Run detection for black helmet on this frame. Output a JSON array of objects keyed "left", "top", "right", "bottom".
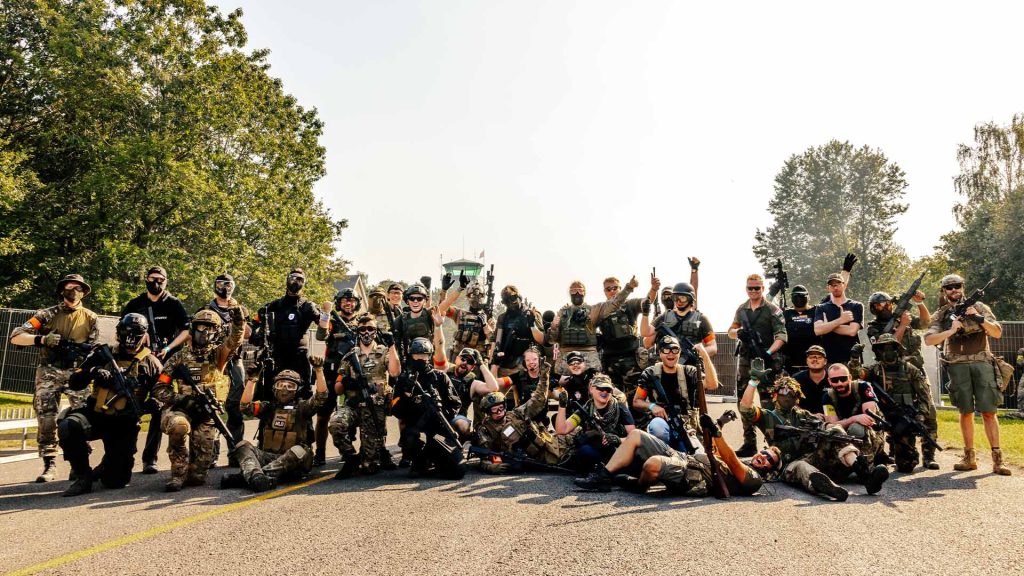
[
  {"left": 403, "top": 284, "right": 428, "bottom": 302},
  {"left": 671, "top": 282, "right": 695, "bottom": 301},
  {"left": 117, "top": 313, "right": 149, "bottom": 350},
  {"left": 409, "top": 337, "right": 434, "bottom": 356},
  {"left": 334, "top": 288, "right": 361, "bottom": 308},
  {"left": 868, "top": 291, "right": 892, "bottom": 308}
]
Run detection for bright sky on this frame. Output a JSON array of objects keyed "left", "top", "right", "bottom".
[{"left": 212, "top": 0, "right": 1024, "bottom": 325}]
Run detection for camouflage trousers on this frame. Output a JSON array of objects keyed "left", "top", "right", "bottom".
[
  {"left": 783, "top": 438, "right": 861, "bottom": 494},
  {"left": 33, "top": 365, "right": 89, "bottom": 457},
  {"left": 235, "top": 440, "right": 312, "bottom": 485},
  {"left": 328, "top": 399, "right": 388, "bottom": 467},
  {"left": 160, "top": 410, "right": 218, "bottom": 483},
  {"left": 845, "top": 423, "right": 884, "bottom": 465},
  {"left": 601, "top": 352, "right": 641, "bottom": 394},
  {"left": 736, "top": 359, "right": 775, "bottom": 448}
]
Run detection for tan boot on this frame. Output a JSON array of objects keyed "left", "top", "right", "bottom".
[
  {"left": 992, "top": 448, "right": 1012, "bottom": 476},
  {"left": 953, "top": 448, "right": 977, "bottom": 471}
]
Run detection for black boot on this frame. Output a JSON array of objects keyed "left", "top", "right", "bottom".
[
  {"left": 809, "top": 471, "right": 848, "bottom": 502},
  {"left": 864, "top": 465, "right": 889, "bottom": 495},
  {"left": 379, "top": 449, "right": 398, "bottom": 471},
  {"left": 613, "top": 474, "right": 649, "bottom": 494},
  {"left": 335, "top": 452, "right": 360, "bottom": 479},
  {"left": 249, "top": 473, "right": 275, "bottom": 492},
  {"left": 219, "top": 472, "right": 247, "bottom": 489},
  {"left": 574, "top": 467, "right": 612, "bottom": 492},
  {"left": 62, "top": 469, "right": 93, "bottom": 497}
]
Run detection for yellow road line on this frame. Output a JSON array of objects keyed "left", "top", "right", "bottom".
[{"left": 4, "top": 472, "right": 334, "bottom": 576}]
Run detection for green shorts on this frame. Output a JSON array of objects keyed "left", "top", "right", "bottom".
[
  {"left": 947, "top": 362, "right": 1001, "bottom": 414},
  {"left": 635, "top": 431, "right": 686, "bottom": 485}
]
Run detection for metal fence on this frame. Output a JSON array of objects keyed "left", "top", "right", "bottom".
[{"left": 932, "top": 321, "right": 1023, "bottom": 410}]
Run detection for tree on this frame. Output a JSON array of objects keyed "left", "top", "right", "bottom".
[
  {"left": 0, "top": 0, "right": 346, "bottom": 313},
  {"left": 939, "top": 115, "right": 1024, "bottom": 317},
  {"left": 753, "top": 140, "right": 912, "bottom": 304}
]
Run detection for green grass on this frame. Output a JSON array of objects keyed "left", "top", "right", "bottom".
[
  {"left": 936, "top": 409, "right": 1024, "bottom": 467},
  {"left": 0, "top": 392, "right": 32, "bottom": 408}
]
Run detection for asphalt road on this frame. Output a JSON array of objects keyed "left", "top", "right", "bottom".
[{"left": 1, "top": 403, "right": 1021, "bottom": 576}]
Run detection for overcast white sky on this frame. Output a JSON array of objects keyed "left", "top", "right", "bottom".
[{"left": 212, "top": 0, "right": 1024, "bottom": 325}]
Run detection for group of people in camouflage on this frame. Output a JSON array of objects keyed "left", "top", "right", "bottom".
[{"left": 8, "top": 253, "right": 1014, "bottom": 502}]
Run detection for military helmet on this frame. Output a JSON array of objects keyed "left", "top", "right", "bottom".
[
  {"left": 335, "top": 287, "right": 361, "bottom": 307},
  {"left": 868, "top": 291, "right": 892, "bottom": 308},
  {"left": 940, "top": 274, "right": 965, "bottom": 288},
  {"left": 117, "top": 313, "right": 149, "bottom": 350},
  {"left": 369, "top": 287, "right": 387, "bottom": 299},
  {"left": 191, "top": 309, "right": 223, "bottom": 327},
  {"left": 671, "top": 282, "right": 695, "bottom": 301},
  {"left": 274, "top": 370, "right": 303, "bottom": 386},
  {"left": 480, "top": 392, "right": 506, "bottom": 414},
  {"left": 870, "top": 333, "right": 905, "bottom": 352},
  {"left": 409, "top": 337, "right": 434, "bottom": 356},
  {"left": 403, "top": 284, "right": 428, "bottom": 301},
  {"left": 769, "top": 376, "right": 805, "bottom": 400}
]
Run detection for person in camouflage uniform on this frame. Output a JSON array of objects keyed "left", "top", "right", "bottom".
[
  {"left": 863, "top": 334, "right": 939, "bottom": 472},
  {"left": 154, "top": 306, "right": 244, "bottom": 491},
  {"left": 329, "top": 315, "right": 401, "bottom": 478},
  {"left": 548, "top": 276, "right": 638, "bottom": 375},
  {"left": 924, "top": 274, "right": 1010, "bottom": 475},
  {"left": 866, "top": 289, "right": 931, "bottom": 370},
  {"left": 474, "top": 361, "right": 576, "bottom": 473},
  {"left": 742, "top": 375, "right": 889, "bottom": 500},
  {"left": 9, "top": 274, "right": 98, "bottom": 482},
  {"left": 596, "top": 274, "right": 660, "bottom": 392},
  {"left": 438, "top": 272, "right": 494, "bottom": 358},
  {"left": 314, "top": 287, "right": 363, "bottom": 466},
  {"left": 489, "top": 285, "right": 544, "bottom": 377},
  {"left": 221, "top": 360, "right": 329, "bottom": 492},
  {"left": 58, "top": 313, "right": 163, "bottom": 496}
]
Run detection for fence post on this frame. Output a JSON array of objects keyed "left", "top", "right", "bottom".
[{"left": 0, "top": 308, "right": 10, "bottom": 393}]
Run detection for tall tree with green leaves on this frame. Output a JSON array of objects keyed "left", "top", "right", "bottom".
[
  {"left": 938, "top": 115, "right": 1024, "bottom": 317},
  {"left": 753, "top": 140, "right": 911, "bottom": 303},
  {"left": 0, "top": 0, "right": 346, "bottom": 313}
]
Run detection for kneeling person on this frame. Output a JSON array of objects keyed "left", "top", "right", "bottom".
[{"left": 222, "top": 359, "right": 329, "bottom": 492}]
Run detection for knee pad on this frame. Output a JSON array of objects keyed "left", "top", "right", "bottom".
[
  {"left": 58, "top": 412, "right": 91, "bottom": 441},
  {"left": 646, "top": 418, "right": 671, "bottom": 443},
  {"left": 165, "top": 415, "right": 190, "bottom": 437},
  {"left": 847, "top": 423, "right": 867, "bottom": 438}
]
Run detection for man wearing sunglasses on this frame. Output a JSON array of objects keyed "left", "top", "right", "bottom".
[
  {"left": 556, "top": 374, "right": 635, "bottom": 471},
  {"left": 121, "top": 266, "right": 191, "bottom": 473},
  {"left": 314, "top": 287, "right": 367, "bottom": 466},
  {"left": 251, "top": 268, "right": 322, "bottom": 399},
  {"left": 632, "top": 335, "right": 718, "bottom": 447},
  {"left": 548, "top": 276, "right": 639, "bottom": 376},
  {"left": 813, "top": 272, "right": 864, "bottom": 365},
  {"left": 444, "top": 346, "right": 500, "bottom": 428},
  {"left": 821, "top": 364, "right": 887, "bottom": 467},
  {"left": 10, "top": 274, "right": 99, "bottom": 483},
  {"left": 642, "top": 277, "right": 717, "bottom": 363},
  {"left": 597, "top": 274, "right": 660, "bottom": 393},
  {"left": 925, "top": 274, "right": 1009, "bottom": 475},
  {"left": 728, "top": 273, "right": 788, "bottom": 457}
]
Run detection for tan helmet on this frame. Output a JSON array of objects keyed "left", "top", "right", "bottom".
[{"left": 480, "top": 392, "right": 506, "bottom": 414}]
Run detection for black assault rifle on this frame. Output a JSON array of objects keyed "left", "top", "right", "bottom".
[
  {"left": 172, "top": 363, "right": 237, "bottom": 448},
  {"left": 484, "top": 265, "right": 495, "bottom": 318},
  {"left": 467, "top": 445, "right": 574, "bottom": 474},
  {"left": 88, "top": 344, "right": 144, "bottom": 418},
  {"left": 950, "top": 278, "right": 996, "bottom": 331},
  {"left": 773, "top": 424, "right": 863, "bottom": 448},
  {"left": 765, "top": 259, "right": 790, "bottom": 308},
  {"left": 869, "top": 385, "right": 943, "bottom": 453},
  {"left": 882, "top": 272, "right": 926, "bottom": 335}
]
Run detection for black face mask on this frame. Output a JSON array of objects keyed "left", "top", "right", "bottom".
[
  {"left": 146, "top": 280, "right": 165, "bottom": 296},
  {"left": 357, "top": 330, "right": 375, "bottom": 346},
  {"left": 570, "top": 294, "right": 584, "bottom": 306},
  {"left": 661, "top": 295, "right": 674, "bottom": 310},
  {"left": 792, "top": 294, "right": 808, "bottom": 308},
  {"left": 880, "top": 348, "right": 900, "bottom": 364},
  {"left": 287, "top": 281, "right": 303, "bottom": 295},
  {"left": 63, "top": 288, "right": 83, "bottom": 304},
  {"left": 409, "top": 359, "right": 429, "bottom": 374}
]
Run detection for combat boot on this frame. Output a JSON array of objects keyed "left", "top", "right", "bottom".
[
  {"left": 335, "top": 452, "right": 360, "bottom": 480},
  {"left": 142, "top": 460, "right": 159, "bottom": 474},
  {"left": 249, "top": 473, "right": 275, "bottom": 492},
  {"left": 36, "top": 457, "right": 57, "bottom": 483},
  {"left": 809, "top": 471, "right": 848, "bottom": 502},
  {"left": 613, "top": 474, "right": 649, "bottom": 494},
  {"left": 183, "top": 474, "right": 207, "bottom": 487},
  {"left": 922, "top": 447, "right": 940, "bottom": 470},
  {"left": 864, "top": 464, "right": 889, "bottom": 495},
  {"left": 991, "top": 448, "right": 1012, "bottom": 476},
  {"left": 62, "top": 471, "right": 93, "bottom": 497},
  {"left": 573, "top": 467, "right": 612, "bottom": 492},
  {"left": 953, "top": 448, "right": 977, "bottom": 471},
  {"left": 219, "top": 472, "right": 247, "bottom": 489},
  {"left": 312, "top": 451, "right": 326, "bottom": 467},
  {"left": 379, "top": 449, "right": 398, "bottom": 471},
  {"left": 165, "top": 477, "right": 184, "bottom": 492}
]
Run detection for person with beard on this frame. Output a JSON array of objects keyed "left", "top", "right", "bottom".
[
  {"left": 155, "top": 307, "right": 245, "bottom": 491},
  {"left": 781, "top": 285, "right": 821, "bottom": 374},
  {"left": 863, "top": 334, "right": 939, "bottom": 471},
  {"left": 813, "top": 273, "right": 864, "bottom": 365},
  {"left": 221, "top": 360, "right": 329, "bottom": 492},
  {"left": 821, "top": 363, "right": 886, "bottom": 466},
  {"left": 741, "top": 374, "right": 889, "bottom": 499},
  {"left": 437, "top": 272, "right": 494, "bottom": 358},
  {"left": 121, "top": 266, "right": 190, "bottom": 474},
  {"left": 250, "top": 268, "right": 321, "bottom": 397},
  {"left": 555, "top": 373, "right": 635, "bottom": 471},
  {"left": 866, "top": 289, "right": 931, "bottom": 371},
  {"left": 197, "top": 273, "right": 251, "bottom": 468},
  {"left": 391, "top": 337, "right": 467, "bottom": 478},
  {"left": 10, "top": 274, "right": 99, "bottom": 483},
  {"left": 631, "top": 335, "right": 718, "bottom": 447},
  {"left": 328, "top": 315, "right": 401, "bottom": 478},
  {"left": 597, "top": 274, "right": 661, "bottom": 393},
  {"left": 925, "top": 274, "right": 1010, "bottom": 475},
  {"left": 489, "top": 285, "right": 544, "bottom": 377},
  {"left": 314, "top": 288, "right": 364, "bottom": 466},
  {"left": 792, "top": 345, "right": 828, "bottom": 415},
  {"left": 59, "top": 314, "right": 163, "bottom": 496},
  {"left": 549, "top": 276, "right": 638, "bottom": 375},
  {"left": 443, "top": 346, "right": 500, "bottom": 428}
]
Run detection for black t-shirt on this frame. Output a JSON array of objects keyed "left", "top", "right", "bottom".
[
  {"left": 260, "top": 295, "right": 320, "bottom": 354},
  {"left": 570, "top": 402, "right": 634, "bottom": 436},
  {"left": 814, "top": 299, "right": 864, "bottom": 364},
  {"left": 560, "top": 369, "right": 596, "bottom": 407},
  {"left": 783, "top": 306, "right": 820, "bottom": 369},
  {"left": 821, "top": 380, "right": 876, "bottom": 420},
  {"left": 792, "top": 369, "right": 826, "bottom": 414},
  {"left": 121, "top": 292, "right": 190, "bottom": 344}
]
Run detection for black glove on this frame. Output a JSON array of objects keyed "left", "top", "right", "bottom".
[
  {"left": 378, "top": 331, "right": 395, "bottom": 348},
  {"left": 420, "top": 276, "right": 432, "bottom": 290},
  {"left": 459, "top": 271, "right": 469, "bottom": 289},
  {"left": 842, "top": 253, "right": 858, "bottom": 272},
  {"left": 968, "top": 314, "right": 986, "bottom": 324},
  {"left": 249, "top": 331, "right": 265, "bottom": 347},
  {"left": 716, "top": 409, "right": 738, "bottom": 428},
  {"left": 471, "top": 348, "right": 485, "bottom": 368},
  {"left": 93, "top": 368, "right": 113, "bottom": 384},
  {"left": 641, "top": 299, "right": 651, "bottom": 314},
  {"left": 688, "top": 257, "right": 700, "bottom": 270},
  {"left": 699, "top": 413, "right": 721, "bottom": 438},
  {"left": 557, "top": 390, "right": 568, "bottom": 408},
  {"left": 606, "top": 434, "right": 621, "bottom": 448},
  {"left": 526, "top": 312, "right": 536, "bottom": 327},
  {"left": 441, "top": 273, "right": 454, "bottom": 291},
  {"left": 736, "top": 327, "right": 749, "bottom": 341},
  {"left": 174, "top": 394, "right": 196, "bottom": 414}
]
